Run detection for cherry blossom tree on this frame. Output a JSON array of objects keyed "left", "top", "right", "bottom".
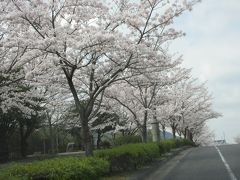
[
  {"left": 105, "top": 61, "right": 189, "bottom": 142},
  {"left": 0, "top": 0, "right": 199, "bottom": 155},
  {"left": 103, "top": 97, "right": 139, "bottom": 136},
  {"left": 42, "top": 91, "right": 72, "bottom": 154},
  {"left": 0, "top": 34, "right": 44, "bottom": 161},
  {"left": 234, "top": 135, "right": 240, "bottom": 144},
  {"left": 158, "top": 78, "right": 221, "bottom": 140},
  {"left": 193, "top": 125, "right": 215, "bottom": 146}
]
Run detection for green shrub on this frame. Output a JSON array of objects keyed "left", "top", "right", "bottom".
[
  {"left": 95, "top": 142, "right": 159, "bottom": 172},
  {"left": 95, "top": 138, "right": 194, "bottom": 173},
  {"left": 100, "top": 140, "right": 111, "bottom": 149},
  {"left": 113, "top": 135, "right": 142, "bottom": 146},
  {"left": 158, "top": 139, "right": 175, "bottom": 154},
  {"left": 0, "top": 138, "right": 194, "bottom": 179},
  {"left": 158, "top": 139, "right": 194, "bottom": 154},
  {"left": 0, "top": 157, "right": 109, "bottom": 180}
]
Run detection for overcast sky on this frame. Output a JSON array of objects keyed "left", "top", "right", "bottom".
[{"left": 170, "top": 0, "right": 240, "bottom": 143}]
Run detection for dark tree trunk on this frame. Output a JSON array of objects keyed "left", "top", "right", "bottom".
[
  {"left": 162, "top": 125, "right": 166, "bottom": 139},
  {"left": 172, "top": 126, "right": 176, "bottom": 139},
  {"left": 20, "top": 138, "right": 28, "bottom": 158},
  {"left": 0, "top": 136, "right": 9, "bottom": 162},
  {"left": 141, "top": 110, "right": 148, "bottom": 143},
  {"left": 48, "top": 118, "right": 55, "bottom": 154},
  {"left": 19, "top": 120, "right": 37, "bottom": 158},
  {"left": 189, "top": 132, "right": 193, "bottom": 142},
  {"left": 184, "top": 128, "right": 188, "bottom": 139},
  {"left": 0, "top": 115, "right": 17, "bottom": 162},
  {"left": 43, "top": 138, "right": 46, "bottom": 154},
  {"left": 96, "top": 130, "right": 101, "bottom": 149},
  {"left": 19, "top": 124, "right": 28, "bottom": 158},
  {"left": 141, "top": 126, "right": 147, "bottom": 143},
  {"left": 81, "top": 117, "right": 93, "bottom": 156},
  {"left": 65, "top": 73, "right": 94, "bottom": 156},
  {"left": 56, "top": 129, "right": 59, "bottom": 153}
]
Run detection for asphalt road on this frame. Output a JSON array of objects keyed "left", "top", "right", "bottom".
[{"left": 140, "top": 144, "right": 240, "bottom": 180}]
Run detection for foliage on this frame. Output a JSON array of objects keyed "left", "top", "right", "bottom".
[
  {"left": 95, "top": 143, "right": 158, "bottom": 171},
  {"left": 100, "top": 140, "right": 112, "bottom": 149},
  {"left": 0, "top": 0, "right": 219, "bottom": 157},
  {"left": 113, "top": 135, "right": 142, "bottom": 146},
  {"left": 158, "top": 139, "right": 194, "bottom": 154},
  {"left": 0, "top": 0, "right": 202, "bottom": 156},
  {"left": 95, "top": 138, "right": 194, "bottom": 172},
  {"left": 0, "top": 139, "right": 194, "bottom": 179},
  {"left": 0, "top": 157, "right": 109, "bottom": 180}
]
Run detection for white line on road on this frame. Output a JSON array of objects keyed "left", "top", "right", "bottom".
[{"left": 215, "top": 146, "right": 238, "bottom": 180}]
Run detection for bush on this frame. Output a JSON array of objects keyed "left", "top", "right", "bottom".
[
  {"left": 0, "top": 157, "right": 109, "bottom": 180},
  {"left": 100, "top": 140, "right": 111, "bottom": 149},
  {"left": 95, "top": 142, "right": 159, "bottom": 172},
  {"left": 113, "top": 135, "right": 142, "bottom": 146},
  {"left": 157, "top": 139, "right": 175, "bottom": 154},
  {"left": 0, "top": 138, "right": 194, "bottom": 179},
  {"left": 175, "top": 138, "right": 195, "bottom": 147},
  {"left": 95, "top": 138, "right": 194, "bottom": 172}
]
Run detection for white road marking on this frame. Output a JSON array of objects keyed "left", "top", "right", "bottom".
[{"left": 215, "top": 146, "right": 238, "bottom": 180}]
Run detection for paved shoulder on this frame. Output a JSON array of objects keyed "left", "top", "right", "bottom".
[
  {"left": 143, "top": 146, "right": 231, "bottom": 180},
  {"left": 130, "top": 147, "right": 191, "bottom": 180},
  {"left": 130, "top": 145, "right": 240, "bottom": 180},
  {"left": 218, "top": 144, "right": 240, "bottom": 179},
  {"left": 163, "top": 146, "right": 230, "bottom": 180}
]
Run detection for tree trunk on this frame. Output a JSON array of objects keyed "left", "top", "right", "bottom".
[
  {"left": 184, "top": 128, "right": 188, "bottom": 139},
  {"left": 65, "top": 74, "right": 94, "bottom": 156},
  {"left": 48, "top": 118, "right": 55, "bottom": 154},
  {"left": 121, "top": 130, "right": 125, "bottom": 136},
  {"left": 19, "top": 123, "right": 28, "bottom": 158},
  {"left": 172, "top": 126, "right": 176, "bottom": 139},
  {"left": 0, "top": 136, "right": 9, "bottom": 162},
  {"left": 55, "top": 127, "right": 59, "bottom": 153},
  {"left": 20, "top": 137, "right": 28, "bottom": 158},
  {"left": 162, "top": 125, "right": 166, "bottom": 139},
  {"left": 141, "top": 126, "right": 147, "bottom": 143},
  {"left": 81, "top": 117, "right": 93, "bottom": 156},
  {"left": 189, "top": 132, "right": 193, "bottom": 142},
  {"left": 141, "top": 110, "right": 148, "bottom": 143},
  {"left": 43, "top": 138, "right": 46, "bottom": 154},
  {"left": 96, "top": 130, "right": 101, "bottom": 149}
]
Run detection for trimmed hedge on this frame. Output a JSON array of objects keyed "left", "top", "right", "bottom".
[
  {"left": 113, "top": 135, "right": 142, "bottom": 146},
  {"left": 95, "top": 138, "right": 194, "bottom": 172},
  {"left": 0, "top": 139, "right": 194, "bottom": 179},
  {"left": 95, "top": 142, "right": 159, "bottom": 171},
  {"left": 0, "top": 157, "right": 109, "bottom": 180}
]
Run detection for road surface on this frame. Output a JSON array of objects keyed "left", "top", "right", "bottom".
[{"left": 136, "top": 144, "right": 240, "bottom": 180}]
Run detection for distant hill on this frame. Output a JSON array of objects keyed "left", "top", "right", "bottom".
[{"left": 160, "top": 131, "right": 173, "bottom": 139}]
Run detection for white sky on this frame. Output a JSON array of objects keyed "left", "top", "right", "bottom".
[{"left": 170, "top": 0, "right": 240, "bottom": 143}]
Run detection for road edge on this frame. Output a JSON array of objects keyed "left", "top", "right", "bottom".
[{"left": 129, "top": 146, "right": 193, "bottom": 180}]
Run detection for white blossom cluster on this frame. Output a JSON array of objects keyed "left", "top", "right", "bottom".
[{"left": 0, "top": 0, "right": 217, "bottom": 147}]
